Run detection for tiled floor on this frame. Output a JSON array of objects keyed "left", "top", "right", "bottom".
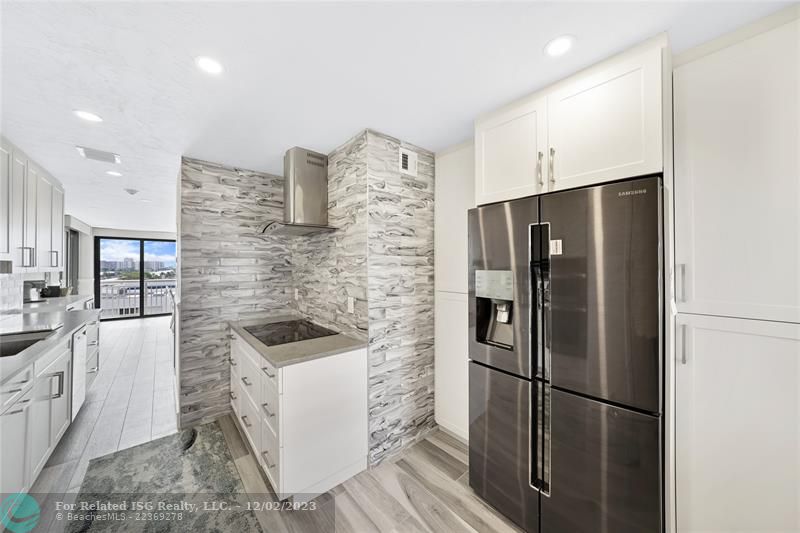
[{"left": 30, "top": 316, "right": 178, "bottom": 529}]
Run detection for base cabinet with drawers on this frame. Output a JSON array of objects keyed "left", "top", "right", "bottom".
[
  {"left": 0, "top": 336, "right": 72, "bottom": 495},
  {"left": 230, "top": 330, "right": 367, "bottom": 501}
]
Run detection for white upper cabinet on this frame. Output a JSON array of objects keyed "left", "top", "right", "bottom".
[
  {"left": 674, "top": 19, "right": 800, "bottom": 323},
  {"left": 475, "top": 95, "right": 548, "bottom": 205},
  {"left": 0, "top": 136, "right": 66, "bottom": 272},
  {"left": 675, "top": 314, "right": 800, "bottom": 533},
  {"left": 474, "top": 37, "right": 665, "bottom": 205},
  {"left": 0, "top": 139, "right": 11, "bottom": 262},
  {"left": 548, "top": 44, "right": 663, "bottom": 191}
]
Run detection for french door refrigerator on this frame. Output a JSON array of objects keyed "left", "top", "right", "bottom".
[{"left": 468, "top": 176, "right": 663, "bottom": 533}]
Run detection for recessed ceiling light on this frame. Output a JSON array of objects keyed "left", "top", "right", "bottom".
[
  {"left": 106, "top": 170, "right": 122, "bottom": 177},
  {"left": 194, "top": 56, "right": 223, "bottom": 75},
  {"left": 73, "top": 109, "right": 103, "bottom": 122},
  {"left": 545, "top": 35, "right": 575, "bottom": 57},
  {"left": 140, "top": 199, "right": 152, "bottom": 203}
]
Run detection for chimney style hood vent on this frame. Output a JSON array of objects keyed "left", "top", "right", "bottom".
[{"left": 260, "top": 147, "right": 336, "bottom": 236}]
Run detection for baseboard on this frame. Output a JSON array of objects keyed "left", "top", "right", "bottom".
[
  {"left": 435, "top": 418, "right": 468, "bottom": 443},
  {"left": 290, "top": 457, "right": 367, "bottom": 503}
]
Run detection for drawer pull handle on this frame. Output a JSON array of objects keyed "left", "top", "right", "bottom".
[
  {"left": 3, "top": 388, "right": 23, "bottom": 394},
  {"left": 229, "top": 358, "right": 237, "bottom": 367},
  {"left": 241, "top": 377, "right": 252, "bottom": 386},
  {"left": 230, "top": 391, "right": 237, "bottom": 400},
  {"left": 88, "top": 341, "right": 99, "bottom": 347},
  {"left": 87, "top": 367, "right": 99, "bottom": 374},
  {"left": 262, "top": 367, "right": 275, "bottom": 378},
  {"left": 261, "top": 403, "right": 275, "bottom": 418},
  {"left": 241, "top": 415, "right": 252, "bottom": 428},
  {"left": 261, "top": 451, "right": 276, "bottom": 468}
]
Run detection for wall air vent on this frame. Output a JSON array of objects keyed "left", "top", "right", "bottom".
[
  {"left": 399, "top": 147, "right": 418, "bottom": 177},
  {"left": 76, "top": 145, "right": 122, "bottom": 164}
]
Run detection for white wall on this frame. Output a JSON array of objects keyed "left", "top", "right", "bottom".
[{"left": 434, "top": 140, "right": 474, "bottom": 441}]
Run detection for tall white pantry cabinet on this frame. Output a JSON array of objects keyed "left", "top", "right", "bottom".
[{"left": 673, "top": 14, "right": 800, "bottom": 533}]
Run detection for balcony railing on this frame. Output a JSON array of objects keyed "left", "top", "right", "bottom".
[{"left": 100, "top": 279, "right": 176, "bottom": 319}]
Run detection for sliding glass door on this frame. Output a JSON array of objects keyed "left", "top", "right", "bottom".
[{"left": 95, "top": 237, "right": 176, "bottom": 320}]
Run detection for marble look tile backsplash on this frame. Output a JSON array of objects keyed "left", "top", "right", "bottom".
[
  {"left": 179, "top": 157, "right": 292, "bottom": 427},
  {"left": 0, "top": 273, "right": 24, "bottom": 312},
  {"left": 292, "top": 131, "right": 369, "bottom": 341}
]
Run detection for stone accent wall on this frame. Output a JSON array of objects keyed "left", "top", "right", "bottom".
[
  {"left": 0, "top": 273, "right": 23, "bottom": 312},
  {"left": 179, "top": 157, "right": 291, "bottom": 427},
  {"left": 292, "top": 132, "right": 369, "bottom": 341},
  {"left": 365, "top": 131, "right": 436, "bottom": 464}
]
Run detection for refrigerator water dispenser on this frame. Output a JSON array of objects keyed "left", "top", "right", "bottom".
[{"left": 474, "top": 270, "right": 514, "bottom": 350}]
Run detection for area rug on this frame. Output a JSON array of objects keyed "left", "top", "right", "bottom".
[{"left": 64, "top": 421, "right": 263, "bottom": 532}]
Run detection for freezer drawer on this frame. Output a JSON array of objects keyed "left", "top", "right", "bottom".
[
  {"left": 540, "top": 176, "right": 662, "bottom": 413},
  {"left": 469, "top": 362, "right": 538, "bottom": 532},
  {"left": 541, "top": 388, "right": 662, "bottom": 533}
]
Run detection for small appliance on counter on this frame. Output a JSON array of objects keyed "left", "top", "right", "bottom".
[
  {"left": 41, "top": 285, "right": 62, "bottom": 298},
  {"left": 23, "top": 280, "right": 46, "bottom": 303}
]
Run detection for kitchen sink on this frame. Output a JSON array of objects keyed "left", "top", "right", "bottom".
[{"left": 0, "top": 330, "right": 57, "bottom": 357}]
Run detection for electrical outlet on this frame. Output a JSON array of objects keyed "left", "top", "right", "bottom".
[{"left": 347, "top": 296, "right": 355, "bottom": 314}]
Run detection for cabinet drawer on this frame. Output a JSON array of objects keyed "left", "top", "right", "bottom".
[
  {"left": 260, "top": 415, "right": 280, "bottom": 491},
  {"left": 238, "top": 394, "right": 261, "bottom": 457},
  {"left": 34, "top": 337, "right": 70, "bottom": 375},
  {"left": 1, "top": 365, "right": 33, "bottom": 413},
  {"left": 260, "top": 378, "right": 279, "bottom": 437},
  {"left": 233, "top": 333, "right": 280, "bottom": 392},
  {"left": 236, "top": 346, "right": 262, "bottom": 407},
  {"left": 229, "top": 365, "right": 241, "bottom": 416}
]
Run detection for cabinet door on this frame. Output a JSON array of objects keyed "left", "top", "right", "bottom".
[
  {"left": 36, "top": 172, "right": 53, "bottom": 270},
  {"left": 12, "top": 151, "right": 30, "bottom": 269},
  {"left": 675, "top": 314, "right": 800, "bottom": 532},
  {"left": 28, "top": 369, "right": 55, "bottom": 481},
  {"left": 434, "top": 291, "right": 468, "bottom": 439},
  {"left": 674, "top": 20, "right": 799, "bottom": 323},
  {"left": 52, "top": 186, "right": 64, "bottom": 270},
  {"left": 48, "top": 349, "right": 72, "bottom": 444},
  {"left": 475, "top": 95, "right": 547, "bottom": 205},
  {"left": 0, "top": 390, "right": 32, "bottom": 494},
  {"left": 0, "top": 138, "right": 10, "bottom": 261},
  {"left": 548, "top": 45, "right": 663, "bottom": 191},
  {"left": 24, "top": 163, "right": 38, "bottom": 267}
]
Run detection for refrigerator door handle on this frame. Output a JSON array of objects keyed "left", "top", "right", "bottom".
[{"left": 541, "top": 383, "right": 551, "bottom": 496}]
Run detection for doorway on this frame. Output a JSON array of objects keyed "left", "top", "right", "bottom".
[{"left": 94, "top": 237, "right": 177, "bottom": 320}]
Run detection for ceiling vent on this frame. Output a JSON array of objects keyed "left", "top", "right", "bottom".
[
  {"left": 76, "top": 145, "right": 122, "bottom": 164},
  {"left": 399, "top": 147, "right": 418, "bottom": 177}
]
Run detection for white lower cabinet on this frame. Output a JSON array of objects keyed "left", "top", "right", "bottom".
[
  {"left": 676, "top": 314, "right": 800, "bottom": 532},
  {"left": 0, "top": 388, "right": 33, "bottom": 495},
  {"left": 230, "top": 330, "right": 367, "bottom": 501},
  {"left": 434, "top": 291, "right": 469, "bottom": 440},
  {"left": 0, "top": 336, "right": 73, "bottom": 495}
]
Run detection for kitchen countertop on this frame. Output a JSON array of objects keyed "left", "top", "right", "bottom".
[
  {"left": 0, "top": 308, "right": 100, "bottom": 386},
  {"left": 229, "top": 315, "right": 366, "bottom": 368},
  {"left": 18, "top": 294, "right": 93, "bottom": 314}
]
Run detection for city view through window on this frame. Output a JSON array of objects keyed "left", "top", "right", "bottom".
[{"left": 97, "top": 238, "right": 177, "bottom": 319}]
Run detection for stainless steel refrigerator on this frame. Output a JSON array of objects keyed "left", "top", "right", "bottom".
[{"left": 468, "top": 176, "right": 663, "bottom": 533}]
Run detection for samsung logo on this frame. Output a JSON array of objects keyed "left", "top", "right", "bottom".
[{"left": 618, "top": 189, "right": 647, "bottom": 197}]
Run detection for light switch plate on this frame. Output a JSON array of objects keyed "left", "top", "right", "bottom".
[{"left": 549, "top": 239, "right": 563, "bottom": 256}]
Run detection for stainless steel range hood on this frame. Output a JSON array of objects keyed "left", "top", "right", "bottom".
[{"left": 260, "top": 147, "right": 336, "bottom": 236}]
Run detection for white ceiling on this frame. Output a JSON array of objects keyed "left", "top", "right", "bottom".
[{"left": 0, "top": 1, "right": 788, "bottom": 232}]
